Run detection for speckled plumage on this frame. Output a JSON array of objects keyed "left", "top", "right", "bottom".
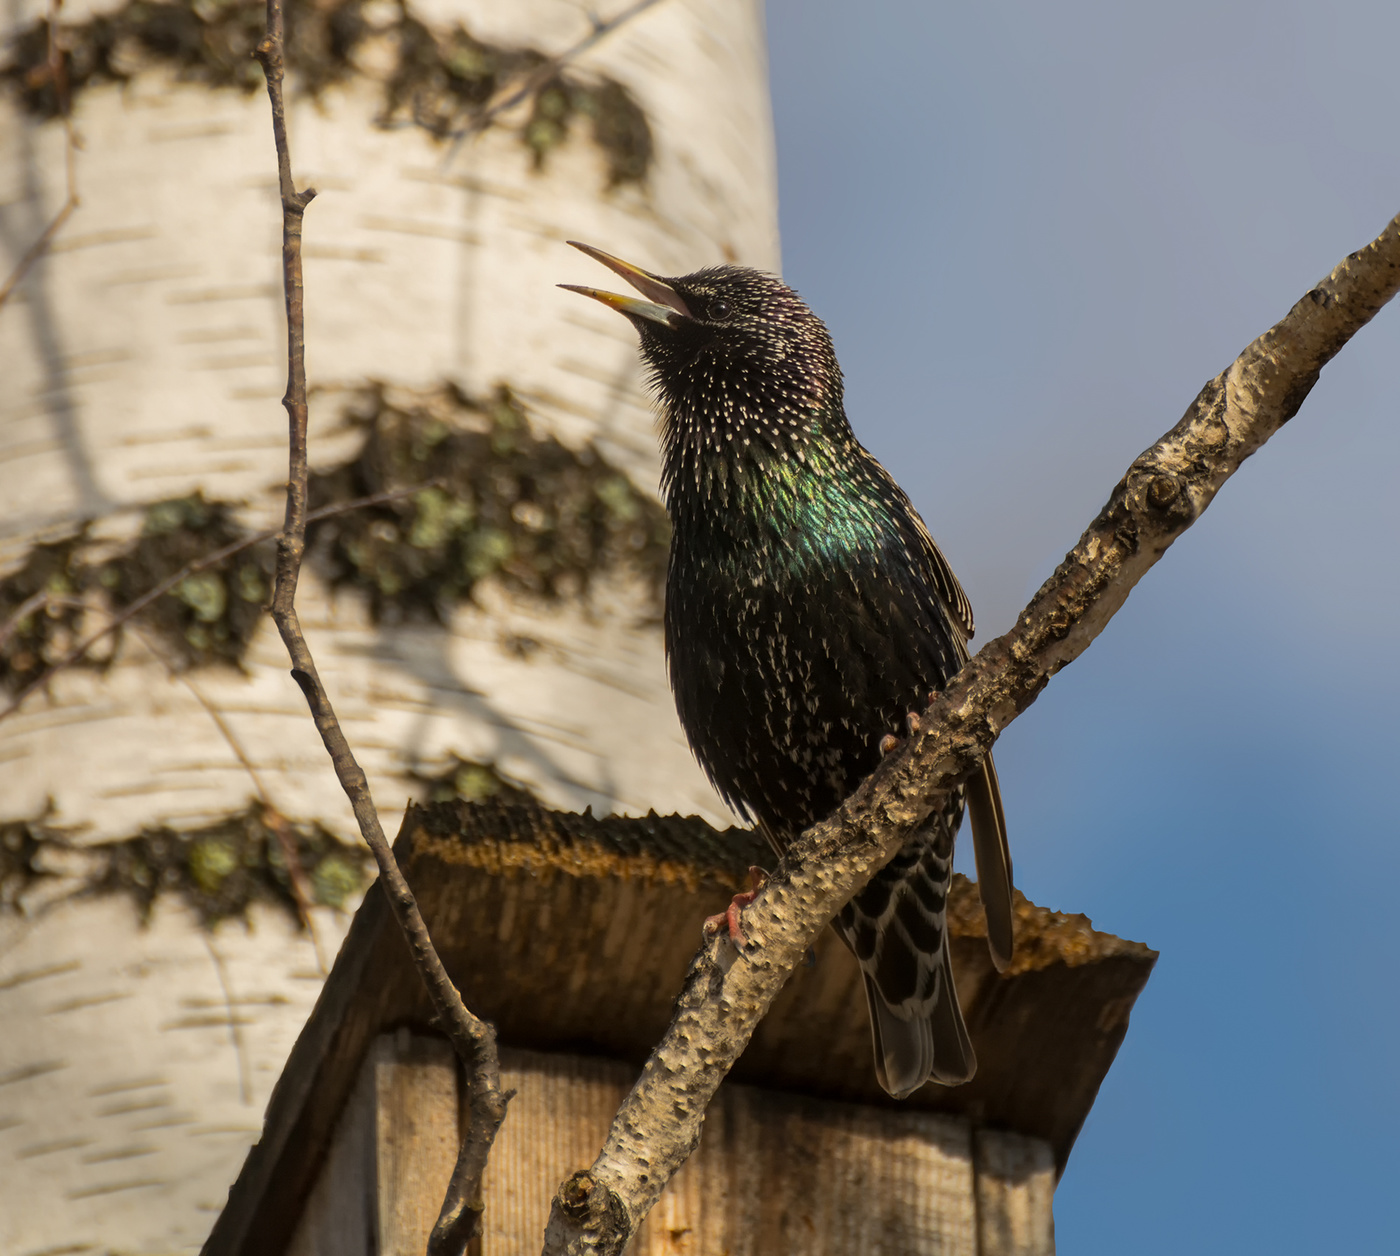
[{"left": 563, "top": 248, "right": 1013, "bottom": 1097}]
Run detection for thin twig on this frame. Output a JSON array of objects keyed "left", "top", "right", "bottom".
[
  {"left": 0, "top": 484, "right": 427, "bottom": 723},
  {"left": 0, "top": 591, "right": 54, "bottom": 650},
  {"left": 203, "top": 932, "right": 253, "bottom": 1106},
  {"left": 443, "top": 0, "right": 664, "bottom": 161},
  {"left": 538, "top": 208, "right": 1400, "bottom": 1255},
  {"left": 255, "top": 5, "right": 509, "bottom": 1254},
  {"left": 0, "top": 0, "right": 80, "bottom": 309}
]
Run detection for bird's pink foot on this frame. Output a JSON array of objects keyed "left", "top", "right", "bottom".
[{"left": 703, "top": 865, "right": 769, "bottom": 948}]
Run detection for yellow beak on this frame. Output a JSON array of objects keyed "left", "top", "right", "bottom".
[{"left": 559, "top": 241, "right": 692, "bottom": 327}]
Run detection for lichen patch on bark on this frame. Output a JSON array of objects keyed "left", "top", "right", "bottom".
[
  {"left": 1, "top": 801, "right": 369, "bottom": 925},
  {"left": 2, "top": 0, "right": 655, "bottom": 186},
  {"left": 0, "top": 493, "right": 274, "bottom": 688},
  {"left": 306, "top": 383, "right": 670, "bottom": 621}
]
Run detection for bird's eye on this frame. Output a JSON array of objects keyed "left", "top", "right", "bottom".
[{"left": 709, "top": 298, "right": 732, "bottom": 320}]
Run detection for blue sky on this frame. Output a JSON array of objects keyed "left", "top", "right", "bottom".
[{"left": 764, "top": 1, "right": 1400, "bottom": 1250}]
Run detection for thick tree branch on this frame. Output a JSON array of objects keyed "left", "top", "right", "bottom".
[
  {"left": 253, "top": 5, "right": 507, "bottom": 1254},
  {"left": 540, "top": 211, "right": 1400, "bottom": 1255}
]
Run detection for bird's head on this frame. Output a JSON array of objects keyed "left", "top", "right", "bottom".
[{"left": 560, "top": 243, "right": 842, "bottom": 440}]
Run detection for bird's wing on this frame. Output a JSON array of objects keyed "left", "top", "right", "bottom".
[
  {"left": 965, "top": 752, "right": 1014, "bottom": 970},
  {"left": 865, "top": 457, "right": 976, "bottom": 639},
  {"left": 867, "top": 462, "right": 1010, "bottom": 963},
  {"left": 867, "top": 458, "right": 1011, "bottom": 969},
  {"left": 906, "top": 508, "right": 976, "bottom": 640}
]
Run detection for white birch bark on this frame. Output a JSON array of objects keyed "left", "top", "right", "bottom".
[{"left": 0, "top": 2, "right": 778, "bottom": 1250}]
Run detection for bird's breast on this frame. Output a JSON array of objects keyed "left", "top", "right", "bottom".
[{"left": 663, "top": 502, "right": 957, "bottom": 833}]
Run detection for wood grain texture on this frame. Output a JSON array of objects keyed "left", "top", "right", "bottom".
[
  {"left": 974, "top": 1129, "right": 1055, "bottom": 1256},
  {"left": 287, "top": 1032, "right": 462, "bottom": 1256},
  {"left": 498, "top": 1048, "right": 984, "bottom": 1256},
  {"left": 290, "top": 1039, "right": 1022, "bottom": 1256},
  {"left": 373, "top": 1035, "right": 461, "bottom": 1256},
  {"left": 204, "top": 801, "right": 1148, "bottom": 1255}
]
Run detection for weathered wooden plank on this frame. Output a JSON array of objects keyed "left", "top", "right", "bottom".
[
  {"left": 974, "top": 1129, "right": 1056, "bottom": 1256},
  {"left": 288, "top": 1033, "right": 460, "bottom": 1256},
  {"left": 374, "top": 1035, "right": 460, "bottom": 1256},
  {"left": 286, "top": 1048, "right": 375, "bottom": 1256},
  {"left": 292, "top": 1039, "right": 995, "bottom": 1255},
  {"left": 483, "top": 1051, "right": 632, "bottom": 1254},
  {"left": 660, "top": 1081, "right": 978, "bottom": 1256}
]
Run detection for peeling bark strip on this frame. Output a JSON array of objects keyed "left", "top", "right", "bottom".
[
  {"left": 1, "top": 0, "right": 654, "bottom": 186},
  {"left": 539, "top": 213, "right": 1400, "bottom": 1255},
  {"left": 255, "top": 1, "right": 507, "bottom": 1251}
]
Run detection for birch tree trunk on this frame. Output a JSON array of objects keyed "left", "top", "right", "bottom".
[{"left": 0, "top": 2, "right": 778, "bottom": 1250}]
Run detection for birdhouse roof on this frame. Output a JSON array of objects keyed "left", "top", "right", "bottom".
[{"left": 207, "top": 799, "right": 1154, "bottom": 1255}]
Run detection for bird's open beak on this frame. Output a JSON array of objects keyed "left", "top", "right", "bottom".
[{"left": 559, "top": 241, "right": 692, "bottom": 327}]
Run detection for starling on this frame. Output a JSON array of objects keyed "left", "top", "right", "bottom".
[{"left": 562, "top": 244, "right": 1013, "bottom": 1096}]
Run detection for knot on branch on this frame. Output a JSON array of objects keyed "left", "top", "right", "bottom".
[
  {"left": 1140, "top": 470, "right": 1196, "bottom": 527},
  {"left": 1145, "top": 474, "right": 1180, "bottom": 511},
  {"left": 289, "top": 667, "right": 316, "bottom": 702},
  {"left": 1184, "top": 376, "right": 1230, "bottom": 456},
  {"left": 1046, "top": 607, "right": 1073, "bottom": 641},
  {"left": 559, "top": 1171, "right": 596, "bottom": 1220},
  {"left": 553, "top": 1169, "right": 632, "bottom": 1253}
]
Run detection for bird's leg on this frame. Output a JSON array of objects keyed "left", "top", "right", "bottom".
[{"left": 703, "top": 865, "right": 769, "bottom": 948}]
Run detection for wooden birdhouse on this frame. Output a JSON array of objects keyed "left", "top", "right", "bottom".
[{"left": 202, "top": 800, "right": 1154, "bottom": 1255}]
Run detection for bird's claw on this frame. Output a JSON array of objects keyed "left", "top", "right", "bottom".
[
  {"left": 878, "top": 709, "right": 923, "bottom": 758},
  {"left": 703, "top": 865, "right": 769, "bottom": 949}
]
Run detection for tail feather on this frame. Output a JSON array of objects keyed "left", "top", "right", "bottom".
[
  {"left": 926, "top": 941, "right": 975, "bottom": 1084},
  {"left": 834, "top": 796, "right": 976, "bottom": 1097},
  {"left": 864, "top": 974, "right": 934, "bottom": 1098},
  {"left": 863, "top": 937, "right": 975, "bottom": 1095}
]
